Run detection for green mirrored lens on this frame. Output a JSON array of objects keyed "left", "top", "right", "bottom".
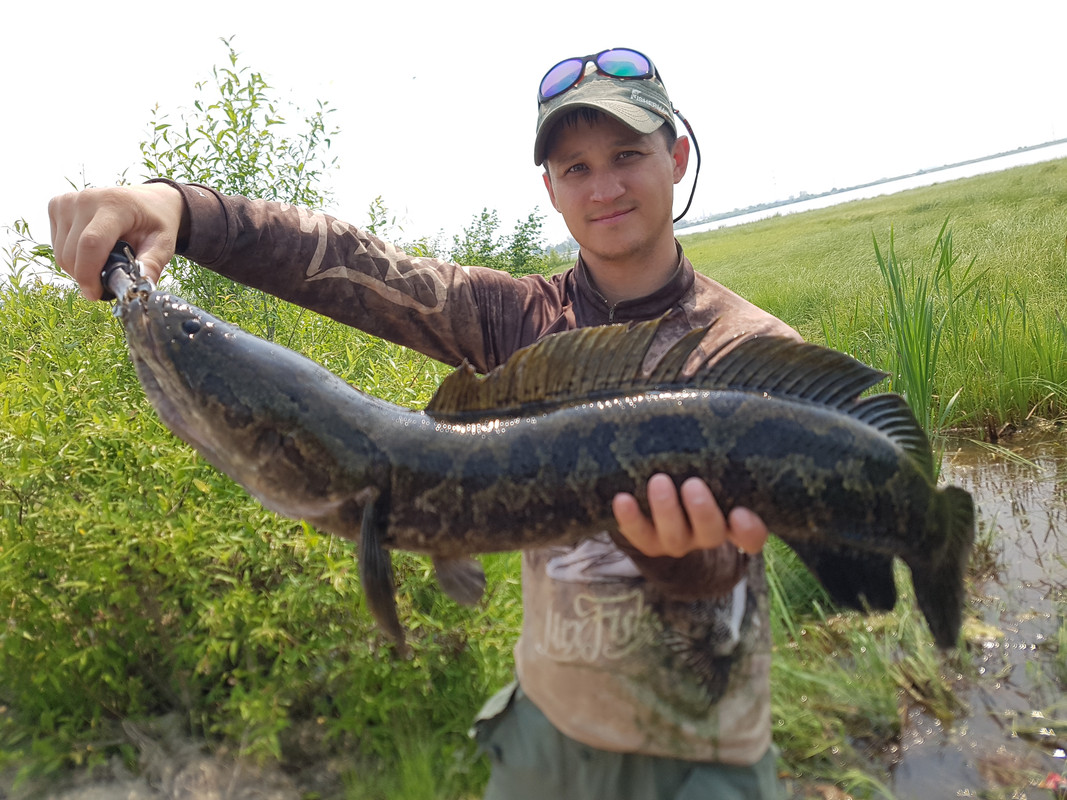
[{"left": 596, "top": 49, "right": 651, "bottom": 78}]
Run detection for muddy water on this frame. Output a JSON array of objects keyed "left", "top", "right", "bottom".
[{"left": 889, "top": 427, "right": 1067, "bottom": 798}]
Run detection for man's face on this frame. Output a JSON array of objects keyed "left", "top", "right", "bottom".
[{"left": 542, "top": 114, "right": 689, "bottom": 268}]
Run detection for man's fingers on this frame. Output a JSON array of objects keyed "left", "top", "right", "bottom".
[
  {"left": 614, "top": 476, "right": 770, "bottom": 559},
  {"left": 678, "top": 476, "right": 727, "bottom": 551},
  {"left": 612, "top": 491, "right": 657, "bottom": 552},
  {"left": 75, "top": 222, "right": 125, "bottom": 300},
  {"left": 135, "top": 237, "right": 171, "bottom": 285},
  {"left": 49, "top": 189, "right": 120, "bottom": 299},
  {"left": 616, "top": 474, "right": 715, "bottom": 558},
  {"left": 646, "top": 473, "right": 694, "bottom": 557},
  {"left": 726, "top": 507, "right": 769, "bottom": 555},
  {"left": 47, "top": 184, "right": 182, "bottom": 300}
]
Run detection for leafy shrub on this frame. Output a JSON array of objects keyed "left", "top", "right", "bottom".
[
  {"left": 0, "top": 277, "right": 521, "bottom": 793},
  {"left": 0, "top": 39, "right": 533, "bottom": 794},
  {"left": 140, "top": 36, "right": 338, "bottom": 315},
  {"left": 449, "top": 207, "right": 565, "bottom": 276}
]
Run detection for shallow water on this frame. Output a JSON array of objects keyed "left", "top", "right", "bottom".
[{"left": 889, "top": 427, "right": 1067, "bottom": 798}]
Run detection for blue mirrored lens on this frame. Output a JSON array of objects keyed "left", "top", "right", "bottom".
[
  {"left": 596, "top": 49, "right": 651, "bottom": 78},
  {"left": 540, "top": 58, "right": 584, "bottom": 99}
]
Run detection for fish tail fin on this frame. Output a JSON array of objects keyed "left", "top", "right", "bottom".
[{"left": 909, "top": 485, "right": 975, "bottom": 649}]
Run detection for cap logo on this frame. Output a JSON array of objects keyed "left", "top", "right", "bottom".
[{"left": 629, "top": 88, "right": 670, "bottom": 119}]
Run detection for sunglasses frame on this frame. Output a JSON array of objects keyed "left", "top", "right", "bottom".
[{"left": 538, "top": 48, "right": 658, "bottom": 104}]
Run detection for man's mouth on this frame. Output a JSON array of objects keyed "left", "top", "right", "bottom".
[{"left": 590, "top": 208, "right": 634, "bottom": 223}]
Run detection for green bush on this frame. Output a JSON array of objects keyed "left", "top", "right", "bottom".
[
  {"left": 140, "top": 36, "right": 338, "bottom": 316},
  {"left": 0, "top": 39, "right": 530, "bottom": 794},
  {"left": 449, "top": 207, "right": 565, "bottom": 277},
  {"left": 0, "top": 279, "right": 521, "bottom": 792}
]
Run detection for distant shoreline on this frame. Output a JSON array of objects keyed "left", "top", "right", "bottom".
[{"left": 676, "top": 136, "right": 1067, "bottom": 230}]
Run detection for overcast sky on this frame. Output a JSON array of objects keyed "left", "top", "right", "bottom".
[{"left": 3, "top": 0, "right": 1066, "bottom": 265}]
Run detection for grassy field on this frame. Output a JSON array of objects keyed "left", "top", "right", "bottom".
[
  {"left": 1, "top": 157, "right": 1065, "bottom": 797},
  {"left": 681, "top": 158, "right": 1067, "bottom": 430}
]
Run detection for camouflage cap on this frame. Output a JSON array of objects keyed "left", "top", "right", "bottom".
[{"left": 533, "top": 65, "right": 678, "bottom": 166}]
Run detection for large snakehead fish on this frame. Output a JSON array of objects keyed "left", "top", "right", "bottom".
[{"left": 102, "top": 245, "right": 974, "bottom": 652}]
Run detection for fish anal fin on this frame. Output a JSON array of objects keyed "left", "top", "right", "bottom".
[
  {"left": 432, "top": 555, "right": 487, "bottom": 606},
  {"left": 359, "top": 490, "right": 408, "bottom": 657}
]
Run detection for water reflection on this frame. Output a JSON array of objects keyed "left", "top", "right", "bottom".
[{"left": 890, "top": 427, "right": 1067, "bottom": 798}]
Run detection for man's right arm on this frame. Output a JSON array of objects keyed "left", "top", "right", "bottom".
[{"left": 48, "top": 182, "right": 528, "bottom": 372}]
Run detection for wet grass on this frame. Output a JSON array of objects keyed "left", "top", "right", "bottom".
[{"left": 767, "top": 542, "right": 974, "bottom": 798}]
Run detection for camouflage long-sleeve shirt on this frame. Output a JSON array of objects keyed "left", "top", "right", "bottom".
[{"left": 159, "top": 179, "right": 798, "bottom": 763}]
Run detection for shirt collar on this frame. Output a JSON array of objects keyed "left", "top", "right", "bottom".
[{"left": 574, "top": 242, "right": 695, "bottom": 323}]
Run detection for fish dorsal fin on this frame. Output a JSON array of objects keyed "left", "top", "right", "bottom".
[
  {"left": 700, "top": 335, "right": 934, "bottom": 477},
  {"left": 849, "top": 393, "right": 935, "bottom": 478},
  {"left": 426, "top": 318, "right": 668, "bottom": 419},
  {"left": 697, "top": 335, "right": 887, "bottom": 406},
  {"left": 425, "top": 317, "right": 933, "bottom": 477}
]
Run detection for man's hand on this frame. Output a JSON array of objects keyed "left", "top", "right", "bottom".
[
  {"left": 612, "top": 473, "right": 768, "bottom": 558},
  {"left": 49, "top": 183, "right": 186, "bottom": 300}
]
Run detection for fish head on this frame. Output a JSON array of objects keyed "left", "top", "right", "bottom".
[
  {"left": 119, "top": 289, "right": 256, "bottom": 466},
  {"left": 117, "top": 288, "right": 388, "bottom": 525}
]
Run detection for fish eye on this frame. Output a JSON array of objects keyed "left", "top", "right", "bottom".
[{"left": 181, "top": 319, "right": 202, "bottom": 336}]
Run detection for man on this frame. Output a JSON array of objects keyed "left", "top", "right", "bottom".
[{"left": 50, "top": 47, "right": 794, "bottom": 799}]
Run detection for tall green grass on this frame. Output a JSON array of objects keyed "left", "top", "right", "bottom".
[{"left": 682, "top": 158, "right": 1067, "bottom": 427}]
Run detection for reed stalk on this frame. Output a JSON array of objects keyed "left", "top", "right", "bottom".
[{"left": 874, "top": 220, "right": 978, "bottom": 435}]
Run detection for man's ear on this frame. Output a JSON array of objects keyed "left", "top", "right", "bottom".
[
  {"left": 543, "top": 170, "right": 560, "bottom": 211},
  {"left": 671, "top": 136, "right": 691, "bottom": 185}
]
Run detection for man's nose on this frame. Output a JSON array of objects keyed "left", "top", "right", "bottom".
[{"left": 589, "top": 169, "right": 625, "bottom": 203}]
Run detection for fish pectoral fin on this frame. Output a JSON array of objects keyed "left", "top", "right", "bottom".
[
  {"left": 432, "top": 555, "right": 487, "bottom": 606},
  {"left": 789, "top": 541, "right": 898, "bottom": 612},
  {"left": 359, "top": 492, "right": 408, "bottom": 657}
]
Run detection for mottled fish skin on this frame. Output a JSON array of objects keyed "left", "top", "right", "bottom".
[{"left": 115, "top": 285, "right": 974, "bottom": 652}]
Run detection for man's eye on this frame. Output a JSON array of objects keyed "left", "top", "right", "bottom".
[{"left": 565, "top": 163, "right": 587, "bottom": 174}]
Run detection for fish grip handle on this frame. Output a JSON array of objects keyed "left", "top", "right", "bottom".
[{"left": 100, "top": 241, "right": 141, "bottom": 302}]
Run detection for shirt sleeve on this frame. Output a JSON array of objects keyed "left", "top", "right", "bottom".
[{"left": 152, "top": 180, "right": 562, "bottom": 373}]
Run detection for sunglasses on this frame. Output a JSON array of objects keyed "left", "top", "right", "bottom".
[{"left": 538, "top": 48, "right": 658, "bottom": 103}]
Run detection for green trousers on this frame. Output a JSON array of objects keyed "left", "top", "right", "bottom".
[{"left": 471, "top": 683, "right": 784, "bottom": 800}]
